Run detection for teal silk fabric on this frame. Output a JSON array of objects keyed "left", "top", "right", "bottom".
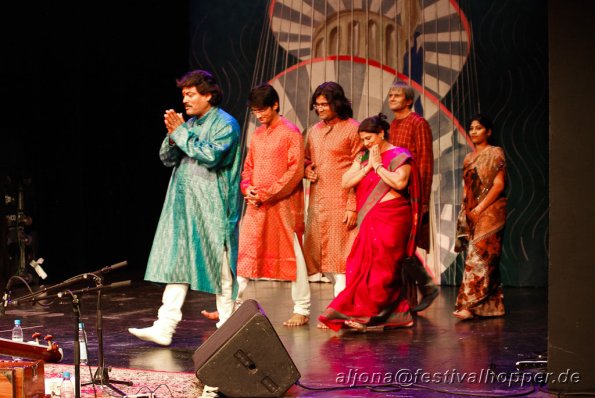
[{"left": 144, "top": 107, "right": 242, "bottom": 298}]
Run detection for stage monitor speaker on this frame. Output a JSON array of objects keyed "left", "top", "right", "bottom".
[{"left": 192, "top": 299, "right": 301, "bottom": 397}]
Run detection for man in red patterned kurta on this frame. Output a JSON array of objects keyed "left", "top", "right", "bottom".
[
  {"left": 388, "top": 81, "right": 438, "bottom": 312},
  {"left": 303, "top": 82, "right": 362, "bottom": 302},
  {"left": 237, "top": 83, "right": 310, "bottom": 326}
]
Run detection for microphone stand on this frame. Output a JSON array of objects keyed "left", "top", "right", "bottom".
[
  {"left": 81, "top": 276, "right": 133, "bottom": 396},
  {"left": 24, "top": 281, "right": 132, "bottom": 398},
  {"left": 63, "top": 289, "right": 82, "bottom": 398},
  {"left": 7, "top": 261, "right": 131, "bottom": 398}
]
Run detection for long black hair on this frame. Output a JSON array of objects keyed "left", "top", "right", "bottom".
[{"left": 310, "top": 82, "right": 353, "bottom": 119}]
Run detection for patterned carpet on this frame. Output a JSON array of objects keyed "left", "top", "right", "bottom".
[{"left": 45, "top": 363, "right": 203, "bottom": 397}]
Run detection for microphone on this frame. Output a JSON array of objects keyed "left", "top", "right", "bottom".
[
  {"left": 29, "top": 258, "right": 48, "bottom": 280},
  {"left": 1, "top": 276, "right": 14, "bottom": 316},
  {"left": 0, "top": 290, "right": 10, "bottom": 316},
  {"left": 98, "top": 261, "right": 128, "bottom": 274},
  {"left": 106, "top": 280, "right": 132, "bottom": 289}
]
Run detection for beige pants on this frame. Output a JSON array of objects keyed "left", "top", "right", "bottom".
[{"left": 325, "top": 273, "right": 346, "bottom": 297}]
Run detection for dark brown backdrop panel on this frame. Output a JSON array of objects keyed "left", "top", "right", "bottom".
[{"left": 549, "top": 0, "right": 595, "bottom": 394}]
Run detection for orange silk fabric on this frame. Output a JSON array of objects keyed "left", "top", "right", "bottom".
[{"left": 238, "top": 117, "right": 305, "bottom": 281}]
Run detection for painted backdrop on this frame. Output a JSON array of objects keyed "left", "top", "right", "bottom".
[{"left": 188, "top": 0, "right": 548, "bottom": 287}]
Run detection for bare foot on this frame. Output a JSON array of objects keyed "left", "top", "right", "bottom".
[
  {"left": 344, "top": 320, "right": 385, "bottom": 332},
  {"left": 344, "top": 320, "right": 366, "bottom": 331},
  {"left": 201, "top": 310, "right": 220, "bottom": 321},
  {"left": 344, "top": 320, "right": 409, "bottom": 332},
  {"left": 384, "top": 320, "right": 414, "bottom": 329},
  {"left": 453, "top": 309, "right": 474, "bottom": 320},
  {"left": 317, "top": 322, "right": 329, "bottom": 329},
  {"left": 283, "top": 313, "right": 309, "bottom": 327}
]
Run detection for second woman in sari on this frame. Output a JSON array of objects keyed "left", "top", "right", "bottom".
[
  {"left": 453, "top": 114, "right": 506, "bottom": 320},
  {"left": 318, "top": 113, "right": 422, "bottom": 332}
]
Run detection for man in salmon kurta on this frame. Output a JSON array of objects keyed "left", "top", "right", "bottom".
[
  {"left": 303, "top": 82, "right": 362, "bottom": 302},
  {"left": 237, "top": 83, "right": 309, "bottom": 326}
]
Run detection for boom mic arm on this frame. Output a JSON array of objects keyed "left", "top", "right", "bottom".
[
  {"left": 3, "top": 260, "right": 128, "bottom": 310},
  {"left": 54, "top": 280, "right": 132, "bottom": 299}
]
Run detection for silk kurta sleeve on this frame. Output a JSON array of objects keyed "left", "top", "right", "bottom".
[
  {"left": 240, "top": 141, "right": 255, "bottom": 196},
  {"left": 259, "top": 132, "right": 305, "bottom": 203},
  {"left": 346, "top": 131, "right": 363, "bottom": 212},
  {"left": 169, "top": 122, "right": 237, "bottom": 169},
  {"left": 159, "top": 136, "right": 183, "bottom": 167},
  {"left": 415, "top": 119, "right": 434, "bottom": 207}
]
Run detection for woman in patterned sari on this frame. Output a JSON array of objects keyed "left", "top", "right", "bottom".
[
  {"left": 453, "top": 114, "right": 507, "bottom": 320},
  {"left": 318, "top": 114, "right": 422, "bottom": 332}
]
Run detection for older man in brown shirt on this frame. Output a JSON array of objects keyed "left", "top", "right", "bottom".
[{"left": 387, "top": 81, "right": 438, "bottom": 312}]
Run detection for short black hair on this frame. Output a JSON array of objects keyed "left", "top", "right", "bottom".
[
  {"left": 176, "top": 70, "right": 223, "bottom": 106},
  {"left": 248, "top": 83, "right": 280, "bottom": 112}
]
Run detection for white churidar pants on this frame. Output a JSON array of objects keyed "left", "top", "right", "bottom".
[
  {"left": 155, "top": 249, "right": 234, "bottom": 331},
  {"left": 237, "top": 233, "right": 310, "bottom": 316}
]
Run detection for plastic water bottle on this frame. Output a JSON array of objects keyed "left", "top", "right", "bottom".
[
  {"left": 11, "top": 319, "right": 23, "bottom": 342},
  {"left": 78, "top": 322, "right": 88, "bottom": 365},
  {"left": 11, "top": 319, "right": 23, "bottom": 360},
  {"left": 59, "top": 371, "right": 74, "bottom": 398}
]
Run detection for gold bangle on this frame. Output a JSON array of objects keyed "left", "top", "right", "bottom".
[{"left": 374, "top": 164, "right": 383, "bottom": 173}]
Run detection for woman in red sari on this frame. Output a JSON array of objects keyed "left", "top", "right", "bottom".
[
  {"left": 318, "top": 113, "right": 422, "bottom": 332},
  {"left": 453, "top": 114, "right": 506, "bottom": 320}
]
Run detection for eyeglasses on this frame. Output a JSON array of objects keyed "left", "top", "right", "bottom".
[{"left": 313, "top": 102, "right": 330, "bottom": 109}]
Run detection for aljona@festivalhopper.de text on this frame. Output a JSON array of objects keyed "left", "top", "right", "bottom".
[{"left": 336, "top": 368, "right": 581, "bottom": 388}]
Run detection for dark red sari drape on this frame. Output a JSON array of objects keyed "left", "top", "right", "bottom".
[{"left": 319, "top": 147, "right": 421, "bottom": 331}]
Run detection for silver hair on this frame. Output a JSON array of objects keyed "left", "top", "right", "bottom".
[{"left": 389, "top": 82, "right": 415, "bottom": 109}]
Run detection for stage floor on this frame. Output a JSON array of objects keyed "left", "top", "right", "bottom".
[{"left": 1, "top": 279, "right": 550, "bottom": 397}]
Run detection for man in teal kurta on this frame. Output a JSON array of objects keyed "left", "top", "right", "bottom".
[{"left": 129, "top": 70, "right": 241, "bottom": 346}]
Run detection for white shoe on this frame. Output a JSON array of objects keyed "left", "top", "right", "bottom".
[{"left": 128, "top": 326, "right": 172, "bottom": 346}]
